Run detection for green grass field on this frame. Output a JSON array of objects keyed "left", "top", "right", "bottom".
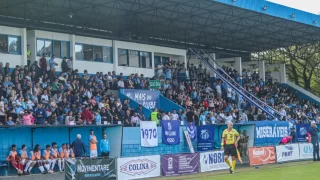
[{"left": 155, "top": 161, "right": 319, "bottom": 180}]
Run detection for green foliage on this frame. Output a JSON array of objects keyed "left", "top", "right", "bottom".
[{"left": 252, "top": 43, "right": 320, "bottom": 96}]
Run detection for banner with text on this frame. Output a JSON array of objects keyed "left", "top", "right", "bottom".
[
  {"left": 123, "top": 89, "right": 159, "bottom": 109},
  {"left": 249, "top": 121, "right": 289, "bottom": 145},
  {"left": 248, "top": 147, "right": 276, "bottom": 166},
  {"left": 65, "top": 158, "right": 116, "bottom": 180},
  {"left": 197, "top": 125, "right": 214, "bottom": 151},
  {"left": 299, "top": 143, "right": 320, "bottom": 159},
  {"left": 140, "top": 121, "right": 158, "bottom": 147},
  {"left": 161, "top": 120, "right": 180, "bottom": 145},
  {"left": 275, "top": 144, "right": 300, "bottom": 162},
  {"left": 161, "top": 153, "right": 199, "bottom": 176},
  {"left": 117, "top": 155, "right": 161, "bottom": 180},
  {"left": 200, "top": 151, "right": 229, "bottom": 172},
  {"left": 296, "top": 124, "right": 311, "bottom": 142}
]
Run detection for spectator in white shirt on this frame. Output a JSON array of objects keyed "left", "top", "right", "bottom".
[
  {"left": 241, "top": 110, "right": 248, "bottom": 123},
  {"left": 41, "top": 89, "right": 49, "bottom": 104},
  {"left": 162, "top": 112, "right": 170, "bottom": 120},
  {"left": 171, "top": 109, "right": 179, "bottom": 120},
  {"left": 131, "top": 113, "right": 140, "bottom": 127},
  {"left": 216, "top": 83, "right": 222, "bottom": 99},
  {"left": 225, "top": 112, "right": 233, "bottom": 124},
  {"left": 117, "top": 78, "right": 124, "bottom": 89}
]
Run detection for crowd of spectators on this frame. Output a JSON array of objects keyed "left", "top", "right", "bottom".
[{"left": 0, "top": 55, "right": 318, "bottom": 127}]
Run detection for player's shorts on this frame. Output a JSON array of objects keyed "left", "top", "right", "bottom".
[
  {"left": 224, "top": 144, "right": 237, "bottom": 157},
  {"left": 90, "top": 150, "right": 97, "bottom": 158}
]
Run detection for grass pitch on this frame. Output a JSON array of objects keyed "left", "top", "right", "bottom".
[{"left": 155, "top": 161, "right": 319, "bottom": 180}]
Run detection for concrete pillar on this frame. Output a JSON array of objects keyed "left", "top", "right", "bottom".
[
  {"left": 258, "top": 60, "right": 265, "bottom": 81},
  {"left": 113, "top": 40, "right": 118, "bottom": 73},
  {"left": 280, "top": 64, "right": 286, "bottom": 83},
  {"left": 234, "top": 57, "right": 242, "bottom": 77},
  {"left": 27, "top": 30, "right": 36, "bottom": 65},
  {"left": 21, "top": 28, "right": 27, "bottom": 66},
  {"left": 69, "top": 34, "right": 75, "bottom": 69}
]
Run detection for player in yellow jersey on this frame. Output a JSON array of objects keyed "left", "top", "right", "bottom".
[{"left": 221, "top": 122, "right": 240, "bottom": 174}]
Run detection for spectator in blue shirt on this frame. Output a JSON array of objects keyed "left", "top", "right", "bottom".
[
  {"left": 100, "top": 133, "right": 110, "bottom": 158},
  {"left": 165, "top": 67, "right": 172, "bottom": 80},
  {"left": 35, "top": 103, "right": 47, "bottom": 124}
]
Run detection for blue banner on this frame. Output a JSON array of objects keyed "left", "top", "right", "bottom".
[
  {"left": 197, "top": 125, "right": 214, "bottom": 151},
  {"left": 296, "top": 124, "right": 310, "bottom": 142},
  {"left": 122, "top": 89, "right": 160, "bottom": 109},
  {"left": 249, "top": 121, "right": 289, "bottom": 145},
  {"left": 161, "top": 121, "right": 180, "bottom": 145},
  {"left": 187, "top": 122, "right": 197, "bottom": 141}
]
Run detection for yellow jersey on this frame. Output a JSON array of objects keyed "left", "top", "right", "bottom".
[{"left": 222, "top": 128, "right": 239, "bottom": 145}]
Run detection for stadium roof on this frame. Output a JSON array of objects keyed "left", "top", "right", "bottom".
[{"left": 1, "top": 0, "right": 320, "bottom": 53}]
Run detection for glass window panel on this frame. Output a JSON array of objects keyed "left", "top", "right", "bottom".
[
  {"left": 75, "top": 44, "right": 83, "bottom": 60},
  {"left": 53, "top": 40, "right": 61, "bottom": 58},
  {"left": 140, "top": 51, "right": 151, "bottom": 68},
  {"left": 129, "top": 50, "right": 139, "bottom": 67},
  {"left": 61, "top": 41, "right": 69, "bottom": 58},
  {"left": 45, "top": 40, "right": 52, "bottom": 57},
  {"left": 0, "top": 35, "right": 8, "bottom": 53},
  {"left": 36, "top": 39, "right": 45, "bottom": 56},
  {"left": 93, "top": 46, "right": 102, "bottom": 62},
  {"left": 103, "top": 47, "right": 113, "bottom": 63},
  {"left": 8, "top": 36, "right": 20, "bottom": 54},
  {"left": 118, "top": 49, "right": 128, "bottom": 66},
  {"left": 83, "top": 44, "right": 93, "bottom": 61}
]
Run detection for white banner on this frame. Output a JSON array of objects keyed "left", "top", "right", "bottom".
[
  {"left": 299, "top": 143, "right": 320, "bottom": 160},
  {"left": 200, "top": 151, "right": 230, "bottom": 172},
  {"left": 276, "top": 144, "right": 300, "bottom": 162},
  {"left": 184, "top": 130, "right": 195, "bottom": 153},
  {"left": 117, "top": 155, "right": 161, "bottom": 180},
  {"left": 140, "top": 121, "right": 158, "bottom": 147}
]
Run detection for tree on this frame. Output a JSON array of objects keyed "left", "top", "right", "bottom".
[{"left": 252, "top": 42, "right": 320, "bottom": 95}]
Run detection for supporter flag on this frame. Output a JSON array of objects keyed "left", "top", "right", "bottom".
[
  {"left": 161, "top": 120, "right": 180, "bottom": 145},
  {"left": 187, "top": 122, "right": 197, "bottom": 141}
]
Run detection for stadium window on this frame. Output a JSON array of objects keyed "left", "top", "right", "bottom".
[
  {"left": 118, "top": 49, "right": 128, "bottom": 66},
  {"left": 83, "top": 44, "right": 93, "bottom": 61},
  {"left": 0, "top": 35, "right": 8, "bottom": 53},
  {"left": 140, "top": 51, "right": 152, "bottom": 68},
  {"left": 44, "top": 40, "right": 52, "bottom": 56},
  {"left": 61, "top": 41, "right": 69, "bottom": 58},
  {"left": 103, "top": 46, "right": 113, "bottom": 63},
  {"left": 53, "top": 40, "right": 61, "bottom": 58},
  {"left": 93, "top": 46, "right": 102, "bottom": 62},
  {"left": 8, "top": 36, "right": 21, "bottom": 54},
  {"left": 128, "top": 50, "right": 139, "bottom": 67},
  {"left": 75, "top": 44, "right": 83, "bottom": 60}
]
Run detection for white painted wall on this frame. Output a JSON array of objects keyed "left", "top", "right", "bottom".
[{"left": 0, "top": 25, "right": 26, "bottom": 68}]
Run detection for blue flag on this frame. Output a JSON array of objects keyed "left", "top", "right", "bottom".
[
  {"left": 296, "top": 124, "right": 310, "bottom": 142},
  {"left": 161, "top": 120, "right": 180, "bottom": 145},
  {"left": 187, "top": 122, "right": 197, "bottom": 141},
  {"left": 197, "top": 125, "right": 214, "bottom": 151}
]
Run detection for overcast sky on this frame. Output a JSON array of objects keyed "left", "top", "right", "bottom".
[{"left": 267, "top": 0, "right": 320, "bottom": 14}]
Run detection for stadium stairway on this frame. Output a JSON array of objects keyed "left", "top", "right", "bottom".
[{"left": 189, "top": 48, "right": 283, "bottom": 120}]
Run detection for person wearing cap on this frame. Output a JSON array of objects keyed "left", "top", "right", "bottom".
[
  {"left": 308, "top": 121, "right": 320, "bottom": 161},
  {"left": 89, "top": 129, "right": 98, "bottom": 158}
]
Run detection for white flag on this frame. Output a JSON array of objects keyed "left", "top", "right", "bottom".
[{"left": 140, "top": 121, "right": 158, "bottom": 147}]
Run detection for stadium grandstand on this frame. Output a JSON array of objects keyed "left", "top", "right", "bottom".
[{"left": 0, "top": 0, "right": 319, "bottom": 179}]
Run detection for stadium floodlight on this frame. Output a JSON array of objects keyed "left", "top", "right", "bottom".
[
  {"left": 263, "top": 6, "right": 267, "bottom": 10},
  {"left": 291, "top": 13, "right": 295, "bottom": 18}
]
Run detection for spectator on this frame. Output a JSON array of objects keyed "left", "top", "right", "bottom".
[
  {"left": 39, "top": 53, "right": 47, "bottom": 74},
  {"left": 89, "top": 129, "right": 98, "bottom": 158},
  {"left": 81, "top": 105, "right": 94, "bottom": 124},
  {"left": 130, "top": 113, "right": 140, "bottom": 127},
  {"left": 61, "top": 57, "right": 68, "bottom": 73},
  {"left": 67, "top": 57, "right": 73, "bottom": 70}
]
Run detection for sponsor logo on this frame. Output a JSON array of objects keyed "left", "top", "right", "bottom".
[
  {"left": 253, "top": 149, "right": 265, "bottom": 156},
  {"left": 299, "top": 127, "right": 307, "bottom": 136},
  {"left": 168, "top": 122, "right": 172, "bottom": 131},
  {"left": 303, "top": 145, "right": 313, "bottom": 154},
  {"left": 202, "top": 152, "right": 224, "bottom": 164},
  {"left": 168, "top": 157, "right": 173, "bottom": 170},
  {"left": 282, "top": 146, "right": 294, "bottom": 157},
  {"left": 249, "top": 147, "right": 276, "bottom": 166},
  {"left": 200, "top": 129, "right": 210, "bottom": 140},
  {"left": 120, "top": 159, "right": 157, "bottom": 176}
]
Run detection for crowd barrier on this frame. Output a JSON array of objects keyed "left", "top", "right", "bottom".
[{"left": 63, "top": 142, "right": 318, "bottom": 180}]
